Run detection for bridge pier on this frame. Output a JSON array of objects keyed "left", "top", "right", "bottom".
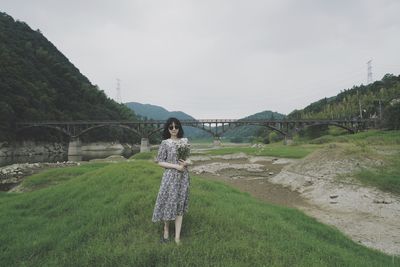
[
  {"left": 68, "top": 137, "right": 82, "bottom": 161},
  {"left": 283, "top": 135, "right": 293, "bottom": 145},
  {"left": 140, "top": 138, "right": 150, "bottom": 152},
  {"left": 213, "top": 137, "right": 222, "bottom": 147}
]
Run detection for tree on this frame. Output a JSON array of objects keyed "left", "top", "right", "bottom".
[{"left": 383, "top": 102, "right": 400, "bottom": 130}]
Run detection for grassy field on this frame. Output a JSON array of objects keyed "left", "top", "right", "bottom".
[
  {"left": 0, "top": 160, "right": 397, "bottom": 266},
  {"left": 204, "top": 144, "right": 318, "bottom": 159},
  {"left": 305, "top": 130, "right": 400, "bottom": 146},
  {"left": 130, "top": 151, "right": 157, "bottom": 160}
]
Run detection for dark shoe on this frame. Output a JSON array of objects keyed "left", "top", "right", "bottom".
[{"left": 160, "top": 237, "right": 170, "bottom": 244}]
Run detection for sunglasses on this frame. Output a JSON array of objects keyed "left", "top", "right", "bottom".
[{"left": 169, "top": 125, "right": 179, "bottom": 130}]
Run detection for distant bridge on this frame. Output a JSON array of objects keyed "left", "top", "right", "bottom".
[
  {"left": 15, "top": 118, "right": 377, "bottom": 160},
  {"left": 16, "top": 118, "right": 374, "bottom": 140}
]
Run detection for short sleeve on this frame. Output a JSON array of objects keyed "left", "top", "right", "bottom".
[{"left": 155, "top": 140, "right": 167, "bottom": 163}]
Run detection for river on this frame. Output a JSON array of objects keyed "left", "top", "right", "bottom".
[{"left": 0, "top": 142, "right": 138, "bottom": 167}]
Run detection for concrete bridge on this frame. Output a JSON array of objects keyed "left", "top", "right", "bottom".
[{"left": 15, "top": 118, "right": 374, "bottom": 161}]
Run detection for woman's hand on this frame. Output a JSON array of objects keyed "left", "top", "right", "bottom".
[
  {"left": 175, "top": 160, "right": 188, "bottom": 171},
  {"left": 178, "top": 159, "right": 189, "bottom": 167},
  {"left": 175, "top": 163, "right": 185, "bottom": 171}
]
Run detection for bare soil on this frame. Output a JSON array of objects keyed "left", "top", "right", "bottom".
[
  {"left": 190, "top": 148, "right": 400, "bottom": 256},
  {"left": 191, "top": 156, "right": 307, "bottom": 208}
]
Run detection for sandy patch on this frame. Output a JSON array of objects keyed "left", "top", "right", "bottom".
[{"left": 270, "top": 146, "right": 400, "bottom": 255}]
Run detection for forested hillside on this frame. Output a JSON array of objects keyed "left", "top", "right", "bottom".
[
  {"left": 288, "top": 74, "right": 400, "bottom": 129},
  {"left": 125, "top": 102, "right": 194, "bottom": 121},
  {"left": 224, "top": 110, "right": 286, "bottom": 143},
  {"left": 0, "top": 12, "right": 137, "bottom": 141},
  {"left": 126, "top": 102, "right": 286, "bottom": 142},
  {"left": 125, "top": 102, "right": 209, "bottom": 139}
]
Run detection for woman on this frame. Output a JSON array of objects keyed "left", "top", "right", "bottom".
[{"left": 152, "top": 117, "right": 190, "bottom": 245}]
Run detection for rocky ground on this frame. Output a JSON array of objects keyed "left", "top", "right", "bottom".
[
  {"left": 269, "top": 145, "right": 400, "bottom": 256},
  {"left": 190, "top": 147, "right": 400, "bottom": 256},
  {"left": 0, "top": 155, "right": 130, "bottom": 192},
  {"left": 0, "top": 161, "right": 80, "bottom": 191}
]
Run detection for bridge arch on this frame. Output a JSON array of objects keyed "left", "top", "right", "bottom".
[
  {"left": 147, "top": 126, "right": 163, "bottom": 138},
  {"left": 76, "top": 124, "right": 142, "bottom": 138},
  {"left": 145, "top": 122, "right": 289, "bottom": 139},
  {"left": 147, "top": 124, "right": 216, "bottom": 138},
  {"left": 17, "top": 124, "right": 144, "bottom": 139},
  {"left": 300, "top": 122, "right": 355, "bottom": 134},
  {"left": 218, "top": 122, "right": 287, "bottom": 137}
]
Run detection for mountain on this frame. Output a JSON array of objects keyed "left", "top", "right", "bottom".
[
  {"left": 242, "top": 110, "right": 286, "bottom": 120},
  {"left": 125, "top": 102, "right": 209, "bottom": 138},
  {"left": 0, "top": 12, "right": 137, "bottom": 141},
  {"left": 223, "top": 110, "right": 286, "bottom": 142},
  {"left": 126, "top": 101, "right": 287, "bottom": 141},
  {"left": 125, "top": 102, "right": 194, "bottom": 120},
  {"left": 288, "top": 74, "right": 400, "bottom": 129}
]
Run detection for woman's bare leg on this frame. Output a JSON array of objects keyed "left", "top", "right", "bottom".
[
  {"left": 175, "top": 215, "right": 183, "bottom": 244},
  {"left": 163, "top": 221, "right": 169, "bottom": 239}
]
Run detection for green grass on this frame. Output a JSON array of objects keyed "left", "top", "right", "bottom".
[
  {"left": 188, "top": 138, "right": 214, "bottom": 144},
  {"left": 289, "top": 130, "right": 400, "bottom": 195},
  {"left": 300, "top": 130, "right": 400, "bottom": 195},
  {"left": 20, "top": 163, "right": 110, "bottom": 191},
  {"left": 0, "top": 161, "right": 396, "bottom": 266},
  {"left": 207, "top": 143, "right": 318, "bottom": 158},
  {"left": 304, "top": 130, "right": 400, "bottom": 146},
  {"left": 355, "top": 156, "right": 400, "bottom": 195},
  {"left": 341, "top": 130, "right": 400, "bottom": 145},
  {"left": 130, "top": 151, "right": 157, "bottom": 160}
]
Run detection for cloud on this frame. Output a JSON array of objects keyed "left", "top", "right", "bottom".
[{"left": 2, "top": 0, "right": 400, "bottom": 118}]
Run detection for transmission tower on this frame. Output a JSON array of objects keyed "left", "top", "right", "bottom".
[
  {"left": 116, "top": 78, "right": 122, "bottom": 103},
  {"left": 367, "top": 59, "right": 373, "bottom": 84}
]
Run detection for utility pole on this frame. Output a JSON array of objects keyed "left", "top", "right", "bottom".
[
  {"left": 367, "top": 59, "right": 373, "bottom": 84},
  {"left": 357, "top": 90, "right": 362, "bottom": 119},
  {"left": 116, "top": 78, "right": 122, "bottom": 104}
]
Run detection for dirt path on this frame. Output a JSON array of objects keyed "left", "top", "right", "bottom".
[
  {"left": 191, "top": 154, "right": 307, "bottom": 208},
  {"left": 190, "top": 149, "right": 400, "bottom": 256}
]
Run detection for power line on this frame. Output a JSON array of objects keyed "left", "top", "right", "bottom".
[
  {"left": 116, "top": 78, "right": 122, "bottom": 104},
  {"left": 367, "top": 59, "right": 373, "bottom": 84}
]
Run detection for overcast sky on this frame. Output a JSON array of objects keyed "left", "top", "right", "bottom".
[{"left": 2, "top": 0, "right": 400, "bottom": 119}]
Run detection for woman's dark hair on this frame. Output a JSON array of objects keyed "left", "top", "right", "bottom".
[{"left": 162, "top": 117, "right": 184, "bottom": 139}]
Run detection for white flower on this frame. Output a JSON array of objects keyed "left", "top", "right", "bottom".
[{"left": 176, "top": 138, "right": 191, "bottom": 160}]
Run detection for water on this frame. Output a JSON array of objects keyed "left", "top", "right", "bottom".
[
  {"left": 0, "top": 154, "right": 68, "bottom": 167},
  {"left": 0, "top": 147, "right": 138, "bottom": 191},
  {"left": 0, "top": 149, "right": 137, "bottom": 168}
]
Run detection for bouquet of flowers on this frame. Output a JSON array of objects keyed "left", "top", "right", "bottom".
[{"left": 176, "top": 138, "right": 191, "bottom": 160}]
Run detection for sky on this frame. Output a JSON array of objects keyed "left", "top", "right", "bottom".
[{"left": 2, "top": 0, "right": 400, "bottom": 119}]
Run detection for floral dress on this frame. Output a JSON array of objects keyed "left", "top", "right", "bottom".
[{"left": 152, "top": 138, "right": 190, "bottom": 222}]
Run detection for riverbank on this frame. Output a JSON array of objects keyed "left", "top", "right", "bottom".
[
  {"left": 0, "top": 161, "right": 394, "bottom": 266},
  {"left": 190, "top": 144, "right": 400, "bottom": 255},
  {"left": 270, "top": 144, "right": 400, "bottom": 255},
  {"left": 3, "top": 136, "right": 399, "bottom": 256},
  {"left": 0, "top": 141, "right": 138, "bottom": 167},
  {"left": 0, "top": 161, "right": 80, "bottom": 191}
]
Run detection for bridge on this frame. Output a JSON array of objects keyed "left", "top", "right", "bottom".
[{"left": 15, "top": 118, "right": 375, "bottom": 161}]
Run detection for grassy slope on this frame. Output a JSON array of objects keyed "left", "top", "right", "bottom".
[
  {"left": 303, "top": 130, "right": 400, "bottom": 195},
  {"left": 230, "top": 129, "right": 400, "bottom": 195},
  {"left": 205, "top": 144, "right": 318, "bottom": 158},
  {"left": 0, "top": 161, "right": 396, "bottom": 266},
  {"left": 347, "top": 131, "right": 400, "bottom": 195}
]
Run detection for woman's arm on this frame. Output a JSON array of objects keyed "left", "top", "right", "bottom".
[
  {"left": 158, "top": 162, "right": 184, "bottom": 171},
  {"left": 179, "top": 159, "right": 192, "bottom": 166}
]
